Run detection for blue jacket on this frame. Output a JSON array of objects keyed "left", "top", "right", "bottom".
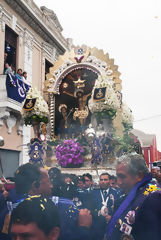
[
  {"left": 89, "top": 188, "right": 118, "bottom": 240},
  {"left": 0, "top": 194, "right": 91, "bottom": 240},
  {"left": 107, "top": 177, "right": 161, "bottom": 240}
]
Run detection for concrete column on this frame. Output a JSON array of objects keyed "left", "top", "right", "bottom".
[
  {"left": 21, "top": 125, "right": 30, "bottom": 164},
  {"left": 16, "top": 30, "right": 25, "bottom": 71},
  {"left": 41, "top": 49, "right": 46, "bottom": 94},
  {"left": 21, "top": 30, "right": 33, "bottom": 164},
  {"left": 0, "top": 17, "right": 5, "bottom": 74},
  {"left": 24, "top": 29, "right": 33, "bottom": 83}
]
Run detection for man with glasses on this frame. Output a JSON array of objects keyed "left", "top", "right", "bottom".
[
  {"left": 76, "top": 173, "right": 93, "bottom": 209},
  {"left": 83, "top": 173, "right": 93, "bottom": 192}
]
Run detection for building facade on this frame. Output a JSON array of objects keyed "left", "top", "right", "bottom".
[
  {"left": 132, "top": 129, "right": 161, "bottom": 169},
  {"left": 0, "top": 0, "right": 71, "bottom": 177}
]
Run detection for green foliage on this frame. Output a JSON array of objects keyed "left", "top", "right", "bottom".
[
  {"left": 122, "top": 121, "right": 133, "bottom": 132},
  {"left": 24, "top": 114, "right": 48, "bottom": 126},
  {"left": 94, "top": 109, "right": 117, "bottom": 122},
  {"left": 113, "top": 132, "right": 135, "bottom": 155},
  {"left": 47, "top": 138, "right": 61, "bottom": 147}
]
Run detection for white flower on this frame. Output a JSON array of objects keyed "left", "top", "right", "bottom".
[
  {"left": 22, "top": 87, "right": 49, "bottom": 120},
  {"left": 122, "top": 102, "right": 134, "bottom": 125},
  {"left": 88, "top": 74, "right": 120, "bottom": 114}
]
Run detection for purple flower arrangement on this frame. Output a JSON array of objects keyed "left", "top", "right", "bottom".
[{"left": 56, "top": 139, "right": 84, "bottom": 167}]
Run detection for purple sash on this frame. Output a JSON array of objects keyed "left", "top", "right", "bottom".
[{"left": 106, "top": 174, "right": 152, "bottom": 239}]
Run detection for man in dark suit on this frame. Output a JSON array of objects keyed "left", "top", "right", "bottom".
[
  {"left": 106, "top": 154, "right": 161, "bottom": 240},
  {"left": 75, "top": 173, "right": 94, "bottom": 209},
  {"left": 83, "top": 173, "right": 94, "bottom": 192},
  {"left": 90, "top": 173, "right": 117, "bottom": 240},
  {"left": 91, "top": 173, "right": 118, "bottom": 216}
]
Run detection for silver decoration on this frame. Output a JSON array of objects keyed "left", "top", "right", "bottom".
[{"left": 85, "top": 124, "right": 96, "bottom": 142}]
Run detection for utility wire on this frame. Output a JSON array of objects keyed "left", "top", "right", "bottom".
[{"left": 134, "top": 114, "right": 161, "bottom": 122}]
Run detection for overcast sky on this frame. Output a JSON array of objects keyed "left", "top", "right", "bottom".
[{"left": 34, "top": 0, "right": 161, "bottom": 150}]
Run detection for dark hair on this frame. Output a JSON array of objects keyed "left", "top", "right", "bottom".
[
  {"left": 109, "top": 175, "right": 117, "bottom": 181},
  {"left": 23, "top": 71, "right": 27, "bottom": 75},
  {"left": 61, "top": 173, "right": 71, "bottom": 182},
  {"left": 6, "top": 177, "right": 15, "bottom": 182},
  {"left": 48, "top": 168, "right": 62, "bottom": 197},
  {"left": 100, "top": 172, "right": 111, "bottom": 179},
  {"left": 78, "top": 175, "right": 84, "bottom": 182},
  {"left": 14, "top": 163, "right": 41, "bottom": 194},
  {"left": 17, "top": 68, "right": 22, "bottom": 73},
  {"left": 48, "top": 167, "right": 61, "bottom": 179},
  {"left": 70, "top": 174, "right": 78, "bottom": 185},
  {"left": 59, "top": 181, "right": 76, "bottom": 199},
  {"left": 10, "top": 196, "right": 60, "bottom": 235},
  {"left": 83, "top": 173, "right": 92, "bottom": 181},
  {"left": 60, "top": 174, "right": 77, "bottom": 199}
]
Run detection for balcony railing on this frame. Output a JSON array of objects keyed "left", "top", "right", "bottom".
[{"left": 0, "top": 74, "right": 30, "bottom": 113}]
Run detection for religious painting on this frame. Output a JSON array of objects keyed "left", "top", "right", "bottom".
[{"left": 55, "top": 68, "right": 98, "bottom": 138}]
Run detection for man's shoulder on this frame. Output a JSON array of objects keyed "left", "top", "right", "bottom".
[
  {"left": 109, "top": 187, "right": 117, "bottom": 194},
  {"left": 139, "top": 183, "right": 161, "bottom": 198},
  {"left": 130, "top": 183, "right": 161, "bottom": 217},
  {"left": 142, "top": 184, "right": 161, "bottom": 206},
  {"left": 51, "top": 196, "right": 79, "bottom": 221},
  {"left": 90, "top": 188, "right": 101, "bottom": 195},
  {"left": 51, "top": 196, "right": 74, "bottom": 206},
  {"left": 109, "top": 187, "right": 119, "bottom": 198},
  {"left": 133, "top": 185, "right": 161, "bottom": 231}
]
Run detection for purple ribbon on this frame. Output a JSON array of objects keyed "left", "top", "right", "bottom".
[{"left": 106, "top": 173, "right": 152, "bottom": 239}]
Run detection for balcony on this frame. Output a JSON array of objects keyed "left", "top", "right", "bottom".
[
  {"left": 0, "top": 75, "right": 21, "bottom": 112},
  {"left": 0, "top": 74, "right": 30, "bottom": 133}
]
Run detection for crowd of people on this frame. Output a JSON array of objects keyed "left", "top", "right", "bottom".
[
  {"left": 3, "top": 64, "right": 29, "bottom": 85},
  {"left": 0, "top": 154, "right": 161, "bottom": 239},
  {"left": 3, "top": 52, "right": 30, "bottom": 87}
]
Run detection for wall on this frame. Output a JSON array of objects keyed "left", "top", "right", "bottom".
[
  {"left": 0, "top": 122, "right": 22, "bottom": 151},
  {"left": 32, "top": 44, "right": 42, "bottom": 90},
  {"left": 0, "top": 0, "right": 68, "bottom": 167}
]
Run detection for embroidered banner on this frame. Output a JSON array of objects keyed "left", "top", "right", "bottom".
[
  {"left": 23, "top": 98, "right": 37, "bottom": 111},
  {"left": 28, "top": 138, "right": 44, "bottom": 164},
  {"left": 93, "top": 87, "right": 106, "bottom": 102},
  {"left": 6, "top": 74, "right": 30, "bottom": 103}
]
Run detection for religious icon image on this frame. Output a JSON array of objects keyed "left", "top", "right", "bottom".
[
  {"left": 54, "top": 68, "right": 98, "bottom": 137},
  {"left": 93, "top": 87, "right": 106, "bottom": 101},
  {"left": 120, "top": 222, "right": 132, "bottom": 235},
  {"left": 58, "top": 104, "right": 73, "bottom": 137}
]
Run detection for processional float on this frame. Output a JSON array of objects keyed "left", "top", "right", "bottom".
[{"left": 22, "top": 46, "right": 140, "bottom": 169}]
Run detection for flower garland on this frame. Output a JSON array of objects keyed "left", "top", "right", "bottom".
[
  {"left": 88, "top": 74, "right": 120, "bottom": 119},
  {"left": 22, "top": 87, "right": 49, "bottom": 125},
  {"left": 56, "top": 139, "right": 84, "bottom": 167},
  {"left": 143, "top": 184, "right": 161, "bottom": 196}
]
